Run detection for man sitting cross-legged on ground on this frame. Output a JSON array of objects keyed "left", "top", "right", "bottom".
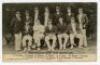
[
  {"left": 57, "top": 17, "right": 69, "bottom": 50},
  {"left": 45, "top": 19, "right": 57, "bottom": 51}
]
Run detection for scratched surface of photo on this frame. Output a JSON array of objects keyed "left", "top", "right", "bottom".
[{"left": 2, "top": 3, "right": 97, "bottom": 61}]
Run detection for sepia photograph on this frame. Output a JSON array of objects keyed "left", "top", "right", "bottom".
[{"left": 2, "top": 2, "right": 97, "bottom": 61}]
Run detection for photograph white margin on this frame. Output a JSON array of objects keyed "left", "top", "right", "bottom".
[{"left": 0, "top": 0, "right": 100, "bottom": 65}]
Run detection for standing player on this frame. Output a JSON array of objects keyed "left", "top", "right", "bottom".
[
  {"left": 77, "top": 8, "right": 88, "bottom": 48},
  {"left": 34, "top": 7, "right": 39, "bottom": 24},
  {"left": 53, "top": 6, "right": 62, "bottom": 25},
  {"left": 45, "top": 19, "right": 57, "bottom": 51},
  {"left": 33, "top": 19, "right": 45, "bottom": 50},
  {"left": 57, "top": 17, "right": 69, "bottom": 50},
  {"left": 44, "top": 7, "right": 50, "bottom": 26},
  {"left": 11, "top": 11, "right": 23, "bottom": 51},
  {"left": 66, "top": 7, "right": 76, "bottom": 49},
  {"left": 22, "top": 11, "right": 33, "bottom": 52}
]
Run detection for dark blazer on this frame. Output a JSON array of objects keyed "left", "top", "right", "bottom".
[
  {"left": 65, "top": 13, "right": 74, "bottom": 25},
  {"left": 57, "top": 23, "right": 67, "bottom": 34},
  {"left": 22, "top": 17, "right": 33, "bottom": 36},
  {"left": 45, "top": 25, "right": 57, "bottom": 35},
  {"left": 65, "top": 13, "right": 75, "bottom": 34},
  {"left": 53, "top": 13, "right": 63, "bottom": 25},
  {"left": 11, "top": 17, "right": 23, "bottom": 34}
]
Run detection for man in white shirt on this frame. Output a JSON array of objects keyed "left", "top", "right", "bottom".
[
  {"left": 44, "top": 7, "right": 50, "bottom": 26},
  {"left": 34, "top": 7, "right": 39, "bottom": 24},
  {"left": 77, "top": 8, "right": 88, "bottom": 48},
  {"left": 33, "top": 19, "right": 45, "bottom": 50}
]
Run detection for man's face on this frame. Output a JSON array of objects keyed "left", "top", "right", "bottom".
[
  {"left": 71, "top": 17, "right": 75, "bottom": 23},
  {"left": 25, "top": 12, "right": 29, "bottom": 17},
  {"left": 45, "top": 7, "right": 49, "bottom": 12},
  {"left": 59, "top": 18, "right": 63, "bottom": 24},
  {"left": 35, "top": 20, "right": 40, "bottom": 25},
  {"left": 56, "top": 6, "right": 60, "bottom": 12},
  {"left": 25, "top": 22, "right": 29, "bottom": 31},
  {"left": 48, "top": 20, "right": 52, "bottom": 26},
  {"left": 34, "top": 8, "right": 39, "bottom": 13},
  {"left": 48, "top": 22, "right": 52, "bottom": 29},
  {"left": 16, "top": 12, "right": 21, "bottom": 17},
  {"left": 67, "top": 8, "right": 71, "bottom": 13},
  {"left": 78, "top": 8, "right": 83, "bottom": 14}
]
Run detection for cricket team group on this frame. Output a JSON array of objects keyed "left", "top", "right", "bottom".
[{"left": 11, "top": 6, "right": 88, "bottom": 52}]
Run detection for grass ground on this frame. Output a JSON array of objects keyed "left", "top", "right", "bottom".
[{"left": 3, "top": 39, "right": 96, "bottom": 54}]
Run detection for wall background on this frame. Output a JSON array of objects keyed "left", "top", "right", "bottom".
[{"left": 2, "top": 3, "right": 97, "bottom": 38}]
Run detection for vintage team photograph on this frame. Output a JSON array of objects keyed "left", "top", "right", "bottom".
[{"left": 2, "top": 2, "right": 97, "bottom": 61}]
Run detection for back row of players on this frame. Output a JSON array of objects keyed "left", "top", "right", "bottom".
[{"left": 11, "top": 6, "right": 88, "bottom": 52}]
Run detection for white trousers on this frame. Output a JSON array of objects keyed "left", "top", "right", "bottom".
[
  {"left": 14, "top": 33, "right": 22, "bottom": 51},
  {"left": 45, "top": 34, "right": 57, "bottom": 50},
  {"left": 22, "top": 35, "right": 32, "bottom": 47},
  {"left": 82, "top": 29, "right": 87, "bottom": 47},
  {"left": 58, "top": 33, "right": 69, "bottom": 49},
  {"left": 33, "top": 33, "right": 44, "bottom": 47},
  {"left": 70, "top": 33, "right": 83, "bottom": 48}
]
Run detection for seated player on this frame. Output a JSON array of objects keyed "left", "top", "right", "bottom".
[
  {"left": 22, "top": 11, "right": 33, "bottom": 52},
  {"left": 69, "top": 17, "right": 83, "bottom": 49},
  {"left": 45, "top": 19, "right": 57, "bottom": 51},
  {"left": 57, "top": 17, "right": 69, "bottom": 50},
  {"left": 33, "top": 19, "right": 45, "bottom": 50}
]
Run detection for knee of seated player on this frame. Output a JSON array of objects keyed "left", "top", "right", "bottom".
[
  {"left": 57, "top": 34, "right": 62, "bottom": 39},
  {"left": 28, "top": 41, "right": 32, "bottom": 46},
  {"left": 77, "top": 34, "right": 83, "bottom": 39},
  {"left": 52, "top": 35, "right": 57, "bottom": 40},
  {"left": 34, "top": 38, "right": 40, "bottom": 43},
  {"left": 40, "top": 34, "right": 44, "bottom": 38},
  {"left": 33, "top": 34, "right": 37, "bottom": 39},
  {"left": 63, "top": 34, "right": 69, "bottom": 38},
  {"left": 36, "top": 42, "right": 41, "bottom": 46},
  {"left": 83, "top": 34, "right": 87, "bottom": 38},
  {"left": 45, "top": 36, "right": 49, "bottom": 41},
  {"left": 70, "top": 34, "right": 74, "bottom": 39},
  {"left": 34, "top": 36, "right": 39, "bottom": 40},
  {"left": 28, "top": 36, "right": 32, "bottom": 40},
  {"left": 27, "top": 36, "right": 32, "bottom": 40}
]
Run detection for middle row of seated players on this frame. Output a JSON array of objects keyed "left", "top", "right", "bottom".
[{"left": 22, "top": 16, "right": 83, "bottom": 52}]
